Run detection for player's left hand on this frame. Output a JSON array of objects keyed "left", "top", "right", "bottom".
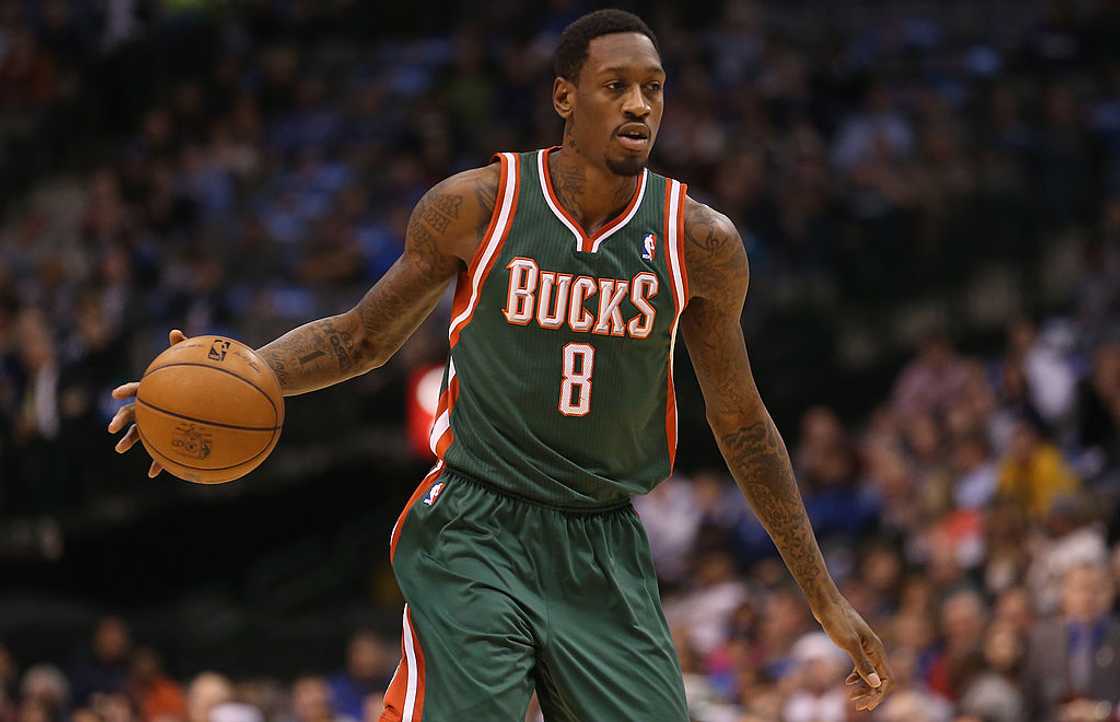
[
  {"left": 107, "top": 329, "right": 188, "bottom": 478},
  {"left": 814, "top": 595, "right": 892, "bottom": 712}
]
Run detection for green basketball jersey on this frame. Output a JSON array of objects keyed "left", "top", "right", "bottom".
[{"left": 428, "top": 148, "right": 689, "bottom": 509}]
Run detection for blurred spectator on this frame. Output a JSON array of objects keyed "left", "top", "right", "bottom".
[
  {"left": 326, "top": 631, "right": 392, "bottom": 722},
  {"left": 126, "top": 648, "right": 185, "bottom": 722},
  {"left": 18, "top": 666, "right": 68, "bottom": 722},
  {"left": 892, "top": 333, "right": 972, "bottom": 420},
  {"left": 69, "top": 617, "right": 130, "bottom": 706},
  {"left": 1076, "top": 340, "right": 1120, "bottom": 483},
  {"left": 663, "top": 551, "right": 748, "bottom": 657},
  {"left": 781, "top": 633, "right": 848, "bottom": 722},
  {"left": 997, "top": 418, "right": 1080, "bottom": 520},
  {"left": 1027, "top": 493, "right": 1109, "bottom": 615},
  {"left": 952, "top": 433, "right": 998, "bottom": 510},
  {"left": 958, "top": 622, "right": 1025, "bottom": 722},
  {"left": 1022, "top": 562, "right": 1120, "bottom": 722},
  {"left": 927, "top": 589, "right": 987, "bottom": 701},
  {"left": 210, "top": 702, "right": 263, "bottom": 722},
  {"left": 185, "top": 673, "right": 232, "bottom": 722},
  {"left": 285, "top": 677, "right": 352, "bottom": 722}
]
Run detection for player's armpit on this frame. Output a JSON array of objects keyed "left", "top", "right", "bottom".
[{"left": 256, "top": 164, "right": 500, "bottom": 395}]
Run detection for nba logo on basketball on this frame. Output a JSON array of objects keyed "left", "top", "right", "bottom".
[
  {"left": 423, "top": 481, "right": 445, "bottom": 506},
  {"left": 641, "top": 233, "right": 656, "bottom": 261},
  {"left": 208, "top": 339, "right": 231, "bottom": 361}
]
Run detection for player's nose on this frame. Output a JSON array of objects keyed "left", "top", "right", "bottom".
[{"left": 621, "top": 84, "right": 650, "bottom": 118}]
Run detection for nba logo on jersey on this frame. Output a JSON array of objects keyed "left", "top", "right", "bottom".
[
  {"left": 423, "top": 481, "right": 445, "bottom": 506},
  {"left": 641, "top": 233, "right": 656, "bottom": 261}
]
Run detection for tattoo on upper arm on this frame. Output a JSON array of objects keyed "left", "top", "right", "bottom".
[{"left": 683, "top": 200, "right": 748, "bottom": 304}]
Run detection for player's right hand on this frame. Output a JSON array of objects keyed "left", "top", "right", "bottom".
[{"left": 107, "top": 329, "right": 187, "bottom": 478}]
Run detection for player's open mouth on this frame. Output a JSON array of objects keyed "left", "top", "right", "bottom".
[{"left": 616, "top": 124, "right": 650, "bottom": 151}]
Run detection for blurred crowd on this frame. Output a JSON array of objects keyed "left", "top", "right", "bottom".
[
  {"left": 0, "top": 618, "right": 399, "bottom": 722},
  {"left": 637, "top": 319, "right": 1120, "bottom": 721},
  {"left": 4, "top": 0, "right": 1120, "bottom": 721}
]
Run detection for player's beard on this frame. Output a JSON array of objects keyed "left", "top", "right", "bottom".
[{"left": 605, "top": 153, "right": 648, "bottom": 177}]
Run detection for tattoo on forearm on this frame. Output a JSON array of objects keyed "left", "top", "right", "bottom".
[
  {"left": 261, "top": 350, "right": 291, "bottom": 387},
  {"left": 320, "top": 318, "right": 357, "bottom": 372},
  {"left": 721, "top": 420, "right": 825, "bottom": 601},
  {"left": 256, "top": 313, "right": 363, "bottom": 395}
]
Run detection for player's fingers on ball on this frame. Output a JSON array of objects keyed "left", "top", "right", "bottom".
[
  {"left": 148, "top": 461, "right": 162, "bottom": 478},
  {"left": 111, "top": 382, "right": 139, "bottom": 400},
  {"left": 107, "top": 403, "right": 134, "bottom": 433},
  {"left": 169, "top": 329, "right": 186, "bottom": 345},
  {"left": 852, "top": 694, "right": 879, "bottom": 711},
  {"left": 115, "top": 425, "right": 140, "bottom": 453}
]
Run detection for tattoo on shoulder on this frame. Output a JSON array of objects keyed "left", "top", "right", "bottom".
[
  {"left": 684, "top": 199, "right": 748, "bottom": 300},
  {"left": 415, "top": 192, "right": 461, "bottom": 234}
]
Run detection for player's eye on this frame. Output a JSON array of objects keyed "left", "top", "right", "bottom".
[
  {"left": 606, "top": 81, "right": 625, "bottom": 91},
  {"left": 645, "top": 82, "right": 662, "bottom": 93}
]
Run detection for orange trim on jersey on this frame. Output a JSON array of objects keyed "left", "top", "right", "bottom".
[
  {"left": 448, "top": 268, "right": 472, "bottom": 333},
  {"left": 380, "top": 659, "right": 406, "bottom": 721},
  {"left": 448, "top": 152, "right": 522, "bottom": 348},
  {"left": 379, "top": 608, "right": 427, "bottom": 722},
  {"left": 446, "top": 154, "right": 508, "bottom": 335},
  {"left": 447, "top": 370, "right": 460, "bottom": 409},
  {"left": 662, "top": 181, "right": 680, "bottom": 471},
  {"left": 466, "top": 153, "right": 511, "bottom": 278},
  {"left": 676, "top": 182, "right": 690, "bottom": 302},
  {"left": 541, "top": 146, "right": 642, "bottom": 253},
  {"left": 390, "top": 461, "right": 444, "bottom": 562},
  {"left": 407, "top": 607, "right": 427, "bottom": 721},
  {"left": 438, "top": 373, "right": 461, "bottom": 458},
  {"left": 662, "top": 181, "right": 681, "bottom": 312}
]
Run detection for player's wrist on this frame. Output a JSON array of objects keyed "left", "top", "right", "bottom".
[{"left": 807, "top": 580, "right": 845, "bottom": 618}]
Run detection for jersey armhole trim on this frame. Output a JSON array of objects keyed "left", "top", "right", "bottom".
[
  {"left": 447, "top": 152, "right": 521, "bottom": 347},
  {"left": 463, "top": 153, "right": 512, "bottom": 278},
  {"left": 675, "top": 182, "right": 690, "bottom": 303}
]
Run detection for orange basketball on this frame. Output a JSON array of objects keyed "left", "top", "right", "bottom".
[{"left": 134, "top": 335, "right": 284, "bottom": 484}]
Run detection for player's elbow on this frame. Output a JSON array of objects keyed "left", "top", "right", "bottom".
[
  {"left": 358, "top": 336, "right": 391, "bottom": 371},
  {"left": 703, "top": 395, "right": 766, "bottom": 437}
]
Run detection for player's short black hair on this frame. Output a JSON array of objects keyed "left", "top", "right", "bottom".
[{"left": 553, "top": 9, "right": 660, "bottom": 82}]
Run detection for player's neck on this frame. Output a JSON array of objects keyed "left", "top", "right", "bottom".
[{"left": 548, "top": 144, "right": 638, "bottom": 237}]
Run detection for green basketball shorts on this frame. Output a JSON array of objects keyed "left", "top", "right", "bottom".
[{"left": 378, "top": 465, "right": 689, "bottom": 722}]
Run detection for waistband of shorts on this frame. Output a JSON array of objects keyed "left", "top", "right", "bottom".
[{"left": 440, "top": 468, "right": 634, "bottom": 516}]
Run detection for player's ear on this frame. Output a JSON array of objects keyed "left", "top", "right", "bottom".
[{"left": 553, "top": 76, "right": 575, "bottom": 121}]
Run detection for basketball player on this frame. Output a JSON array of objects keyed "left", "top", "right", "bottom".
[{"left": 109, "top": 10, "right": 891, "bottom": 720}]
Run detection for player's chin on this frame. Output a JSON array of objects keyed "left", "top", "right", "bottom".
[{"left": 605, "top": 150, "right": 649, "bottom": 177}]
